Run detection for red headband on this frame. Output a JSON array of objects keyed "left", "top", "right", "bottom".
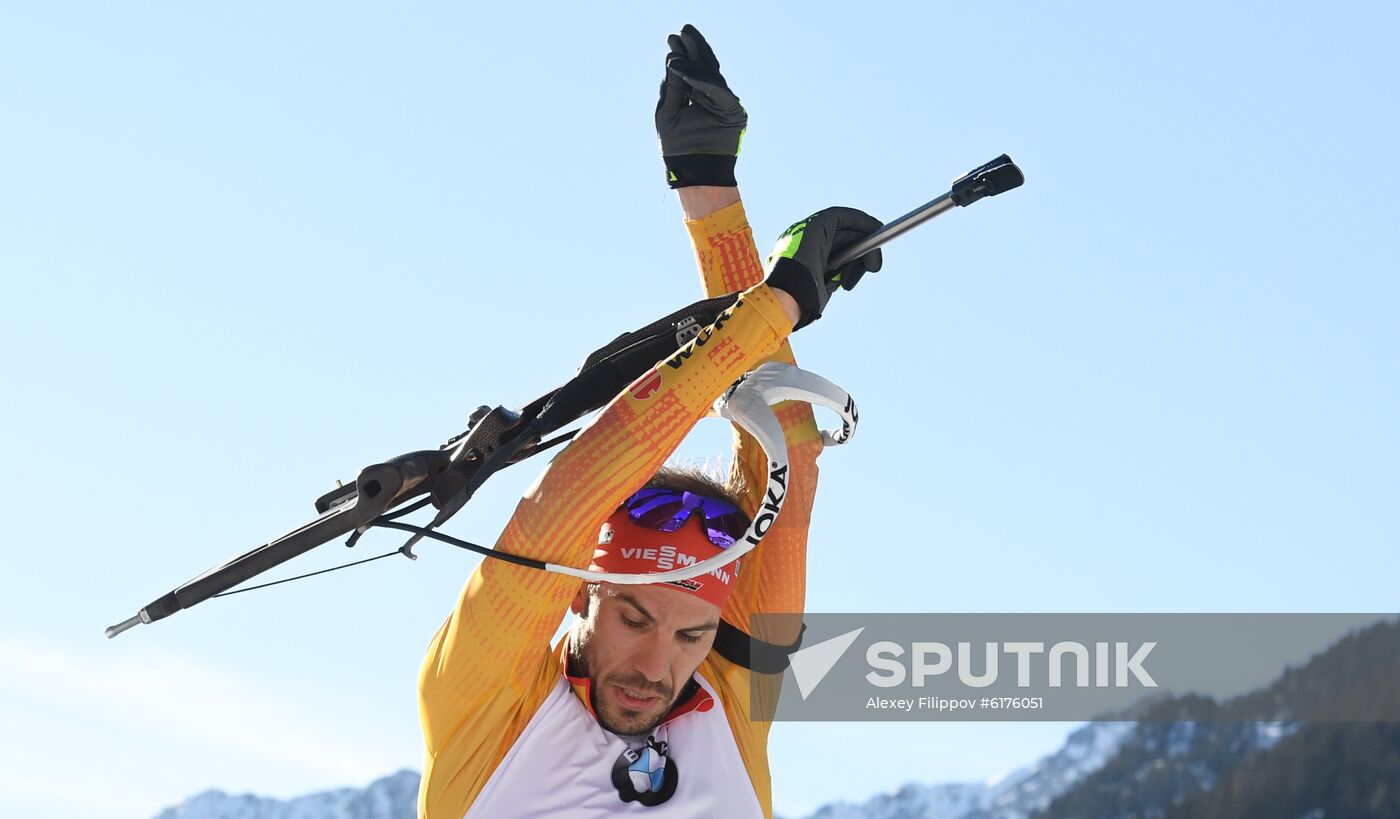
[{"left": 591, "top": 509, "right": 740, "bottom": 609}]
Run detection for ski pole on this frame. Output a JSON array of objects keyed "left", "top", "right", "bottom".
[{"left": 827, "top": 153, "right": 1024, "bottom": 271}]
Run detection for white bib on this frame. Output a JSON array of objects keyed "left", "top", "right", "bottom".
[{"left": 465, "top": 673, "right": 764, "bottom": 818}]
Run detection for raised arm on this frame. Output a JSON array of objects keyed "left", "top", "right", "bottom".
[
  {"left": 684, "top": 202, "right": 885, "bottom": 636},
  {"left": 658, "top": 23, "right": 824, "bottom": 634},
  {"left": 682, "top": 200, "right": 883, "bottom": 819},
  {"left": 684, "top": 194, "right": 822, "bottom": 637}
]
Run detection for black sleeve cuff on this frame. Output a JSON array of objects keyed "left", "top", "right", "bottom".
[
  {"left": 713, "top": 618, "right": 806, "bottom": 674},
  {"left": 763, "top": 257, "right": 822, "bottom": 330},
  {"left": 663, "top": 153, "right": 738, "bottom": 188}
]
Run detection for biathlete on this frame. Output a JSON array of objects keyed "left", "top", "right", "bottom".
[{"left": 416, "top": 25, "right": 882, "bottom": 817}]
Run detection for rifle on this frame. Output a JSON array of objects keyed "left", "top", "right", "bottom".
[{"left": 105, "top": 154, "right": 1023, "bottom": 638}]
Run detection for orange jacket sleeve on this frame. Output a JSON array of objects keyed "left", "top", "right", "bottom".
[
  {"left": 685, "top": 200, "right": 824, "bottom": 819},
  {"left": 685, "top": 200, "right": 821, "bottom": 632}
]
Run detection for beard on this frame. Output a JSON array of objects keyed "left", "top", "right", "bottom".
[{"left": 590, "top": 671, "right": 676, "bottom": 735}]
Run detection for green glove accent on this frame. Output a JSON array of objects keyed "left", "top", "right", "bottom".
[
  {"left": 655, "top": 24, "right": 747, "bottom": 188},
  {"left": 764, "top": 207, "right": 884, "bottom": 329},
  {"left": 770, "top": 221, "right": 806, "bottom": 261}
]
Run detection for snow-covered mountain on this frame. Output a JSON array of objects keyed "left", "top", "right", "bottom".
[
  {"left": 1030, "top": 620, "right": 1400, "bottom": 819},
  {"left": 151, "top": 770, "right": 419, "bottom": 819},
  {"left": 789, "top": 721, "right": 1133, "bottom": 819}
]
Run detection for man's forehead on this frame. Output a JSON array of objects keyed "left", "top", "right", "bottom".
[{"left": 601, "top": 583, "right": 720, "bottom": 624}]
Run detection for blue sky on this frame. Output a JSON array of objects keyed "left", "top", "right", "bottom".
[{"left": 2, "top": 3, "right": 1397, "bottom": 817}]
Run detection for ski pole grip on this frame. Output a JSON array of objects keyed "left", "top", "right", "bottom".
[{"left": 827, "top": 153, "right": 1024, "bottom": 271}]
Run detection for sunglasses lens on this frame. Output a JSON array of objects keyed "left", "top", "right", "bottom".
[
  {"left": 697, "top": 498, "right": 747, "bottom": 546},
  {"left": 623, "top": 489, "right": 749, "bottom": 547},
  {"left": 626, "top": 489, "right": 686, "bottom": 532},
  {"left": 703, "top": 518, "right": 743, "bottom": 546}
]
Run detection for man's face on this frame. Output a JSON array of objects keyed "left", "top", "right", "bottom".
[{"left": 570, "top": 582, "right": 720, "bottom": 735}]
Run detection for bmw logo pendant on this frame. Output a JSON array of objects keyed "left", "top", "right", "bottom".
[{"left": 611, "top": 736, "right": 679, "bottom": 806}]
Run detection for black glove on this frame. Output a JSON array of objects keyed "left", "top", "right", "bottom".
[
  {"left": 655, "top": 24, "right": 747, "bottom": 189},
  {"left": 763, "top": 207, "right": 883, "bottom": 329}
]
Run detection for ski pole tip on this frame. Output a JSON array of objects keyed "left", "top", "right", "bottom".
[{"left": 105, "top": 614, "right": 144, "bottom": 639}]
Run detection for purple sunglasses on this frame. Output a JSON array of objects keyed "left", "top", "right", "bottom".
[{"left": 623, "top": 487, "right": 749, "bottom": 548}]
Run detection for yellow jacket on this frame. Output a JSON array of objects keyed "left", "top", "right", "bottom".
[{"left": 418, "top": 202, "right": 821, "bottom": 817}]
